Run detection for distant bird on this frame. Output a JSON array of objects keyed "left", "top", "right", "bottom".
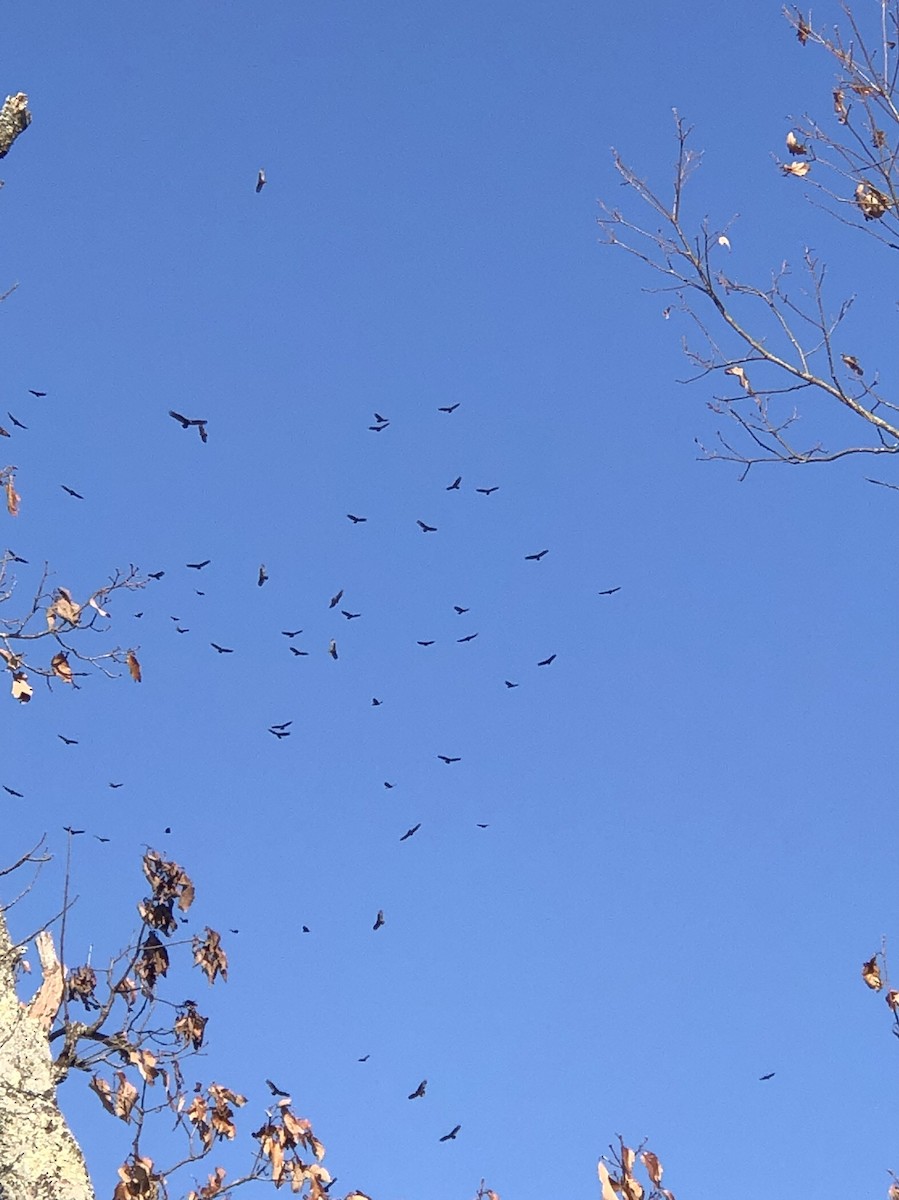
[
  {"left": 525, "top": 549, "right": 548, "bottom": 561},
  {"left": 476, "top": 823, "right": 489, "bottom": 828},
  {"left": 476, "top": 486, "right": 499, "bottom": 495},
  {"left": 282, "top": 630, "right": 303, "bottom": 638},
  {"left": 453, "top": 605, "right": 469, "bottom": 615},
  {"left": 195, "top": 590, "right": 205, "bottom": 596},
  {"left": 211, "top": 643, "right": 234, "bottom": 654},
  {"left": 440, "top": 1125, "right": 461, "bottom": 1142},
  {"left": 504, "top": 680, "right": 518, "bottom": 688},
  {"left": 7, "top": 412, "right": 26, "bottom": 429},
  {"left": 175, "top": 627, "right": 190, "bottom": 634},
  {"left": 269, "top": 728, "right": 291, "bottom": 740},
  {"left": 373, "top": 910, "right": 385, "bottom": 930},
  {"left": 537, "top": 654, "right": 557, "bottom": 667},
  {"left": 186, "top": 560, "right": 211, "bottom": 570},
  {"left": 347, "top": 514, "right": 367, "bottom": 524},
  {"left": 759, "top": 1072, "right": 776, "bottom": 1081},
  {"left": 383, "top": 781, "right": 395, "bottom": 789},
  {"left": 256, "top": 169, "right": 266, "bottom": 193},
  {"left": 61, "top": 485, "right": 84, "bottom": 499},
  {"left": 3, "top": 786, "right": 23, "bottom": 797},
  {"left": 371, "top": 698, "right": 382, "bottom": 706},
  {"left": 369, "top": 422, "right": 390, "bottom": 432},
  {"left": 400, "top": 823, "right": 421, "bottom": 841},
  {"left": 373, "top": 412, "right": 389, "bottom": 424},
  {"left": 168, "top": 410, "right": 208, "bottom": 431},
  {"left": 6, "top": 550, "right": 28, "bottom": 563},
  {"left": 358, "top": 1054, "right": 370, "bottom": 1063},
  {"left": 134, "top": 612, "right": 144, "bottom": 618},
  {"left": 328, "top": 640, "right": 338, "bottom": 660},
  {"left": 93, "top": 835, "right": 111, "bottom": 843},
  {"left": 258, "top": 564, "right": 269, "bottom": 587},
  {"left": 408, "top": 1080, "right": 427, "bottom": 1100},
  {"left": 446, "top": 476, "right": 462, "bottom": 491},
  {"left": 63, "top": 827, "right": 85, "bottom": 836},
  {"left": 302, "top": 925, "right": 310, "bottom": 933},
  {"left": 108, "top": 782, "right": 124, "bottom": 789},
  {"left": 266, "top": 1079, "right": 290, "bottom": 1098},
  {"left": 438, "top": 403, "right": 460, "bottom": 413},
  {"left": 28, "top": 389, "right": 47, "bottom": 397},
  {"left": 417, "top": 640, "right": 435, "bottom": 646},
  {"left": 342, "top": 610, "right": 362, "bottom": 620},
  {"left": 289, "top": 647, "right": 309, "bottom": 656},
  {"left": 457, "top": 633, "right": 479, "bottom": 643},
  {"left": 148, "top": 570, "right": 166, "bottom": 580},
  {"left": 329, "top": 589, "right": 344, "bottom": 609},
  {"left": 58, "top": 735, "right": 78, "bottom": 746},
  {"left": 598, "top": 586, "right": 621, "bottom": 596},
  {"left": 417, "top": 520, "right": 437, "bottom": 533},
  {"left": 197, "top": 422, "right": 208, "bottom": 443},
  {"left": 271, "top": 721, "right": 293, "bottom": 731},
  {"left": 437, "top": 755, "right": 461, "bottom": 764},
  {"left": 0, "top": 426, "right": 10, "bottom": 437}
]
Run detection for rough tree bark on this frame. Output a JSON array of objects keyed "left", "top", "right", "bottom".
[
  {"left": 0, "top": 93, "right": 31, "bottom": 160},
  {"left": 0, "top": 908, "right": 95, "bottom": 1200}
]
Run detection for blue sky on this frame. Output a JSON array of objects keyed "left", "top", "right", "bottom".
[{"left": 2, "top": 2, "right": 896, "bottom": 1197}]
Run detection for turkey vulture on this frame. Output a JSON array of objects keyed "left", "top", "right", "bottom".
[
  {"left": 28, "top": 389, "right": 47, "bottom": 397},
  {"left": 457, "top": 633, "right": 478, "bottom": 643},
  {"left": 437, "top": 755, "right": 461, "bottom": 764},
  {"left": 347, "top": 513, "right": 367, "bottom": 523},
  {"left": 61, "top": 485, "right": 84, "bottom": 499},
  {"left": 525, "top": 549, "right": 548, "bottom": 561},
  {"left": 446, "top": 476, "right": 462, "bottom": 491},
  {"left": 438, "top": 402, "right": 460, "bottom": 413},
  {"left": 476, "top": 486, "right": 499, "bottom": 495},
  {"left": 7, "top": 412, "right": 26, "bottom": 430},
  {"left": 440, "top": 1125, "right": 461, "bottom": 1142},
  {"left": 537, "top": 654, "right": 557, "bottom": 667},
  {"left": 417, "top": 520, "right": 437, "bottom": 533},
  {"left": 211, "top": 643, "right": 233, "bottom": 654},
  {"left": 186, "top": 560, "right": 211, "bottom": 570},
  {"left": 408, "top": 1080, "right": 427, "bottom": 1100},
  {"left": 256, "top": 168, "right": 266, "bottom": 193},
  {"left": 257, "top": 564, "right": 269, "bottom": 587},
  {"left": 373, "top": 910, "right": 385, "bottom": 930},
  {"left": 329, "top": 589, "right": 344, "bottom": 608},
  {"left": 400, "top": 823, "right": 421, "bottom": 841},
  {"left": 598, "top": 587, "right": 621, "bottom": 596},
  {"left": 58, "top": 735, "right": 78, "bottom": 746}
]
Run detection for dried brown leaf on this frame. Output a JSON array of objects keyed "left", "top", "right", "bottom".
[
  {"left": 724, "top": 365, "right": 752, "bottom": 391},
  {"left": 885, "top": 990, "right": 899, "bottom": 1011},
  {"left": 127, "top": 650, "right": 142, "bottom": 682},
  {"left": 598, "top": 1162, "right": 619, "bottom": 1200},
  {"left": 113, "top": 1156, "right": 159, "bottom": 1200},
  {"left": 641, "top": 1151, "right": 663, "bottom": 1186},
  {"left": 193, "top": 927, "right": 228, "bottom": 985},
  {"left": 51, "top": 652, "right": 74, "bottom": 684},
  {"left": 11, "top": 671, "right": 32, "bottom": 702},
  {"left": 781, "top": 160, "right": 811, "bottom": 177},
  {"left": 862, "top": 955, "right": 883, "bottom": 990},
  {"left": 841, "top": 354, "right": 864, "bottom": 376},
  {"left": 4, "top": 471, "right": 19, "bottom": 516},
  {"left": 833, "top": 87, "right": 848, "bottom": 122},
  {"left": 785, "top": 130, "right": 807, "bottom": 155},
  {"left": 855, "top": 181, "right": 892, "bottom": 220}
]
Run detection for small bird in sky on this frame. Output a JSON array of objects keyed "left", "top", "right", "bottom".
[
  {"left": 438, "top": 402, "right": 460, "bottom": 413},
  {"left": 63, "top": 827, "right": 85, "bottom": 836},
  {"left": 476, "top": 486, "right": 499, "bottom": 495},
  {"left": 400, "top": 823, "right": 421, "bottom": 841},
  {"left": 3, "top": 786, "right": 23, "bottom": 797},
  {"left": 329, "top": 589, "right": 344, "bottom": 609},
  {"left": 258, "top": 564, "right": 269, "bottom": 587},
  {"left": 175, "top": 626, "right": 190, "bottom": 634},
  {"left": 109, "top": 782, "right": 124, "bottom": 789},
  {"left": 759, "top": 1072, "right": 776, "bottom": 1081},
  {"left": 168, "top": 410, "right": 207, "bottom": 431},
  {"left": 269, "top": 728, "right": 291, "bottom": 740},
  {"left": 342, "top": 610, "right": 362, "bottom": 620},
  {"left": 302, "top": 925, "right": 310, "bottom": 933},
  {"left": 347, "top": 513, "right": 367, "bottom": 524},
  {"left": 271, "top": 721, "right": 293, "bottom": 731},
  {"left": 186, "top": 560, "right": 211, "bottom": 570},
  {"left": 266, "top": 1079, "right": 290, "bottom": 1097},
  {"left": 417, "top": 520, "right": 437, "bottom": 533},
  {"left": 446, "top": 476, "right": 462, "bottom": 491},
  {"left": 476, "top": 823, "right": 489, "bottom": 828},
  {"left": 537, "top": 654, "right": 557, "bottom": 667},
  {"left": 373, "top": 411, "right": 389, "bottom": 424},
  {"left": 256, "top": 168, "right": 266, "bottom": 193},
  {"left": 504, "top": 680, "right": 518, "bottom": 688},
  {"left": 437, "top": 755, "right": 461, "bottom": 764},
  {"left": 61, "top": 485, "right": 84, "bottom": 499},
  {"left": 417, "top": 640, "right": 435, "bottom": 646},
  {"left": 358, "top": 1054, "right": 370, "bottom": 1063},
  {"left": 384, "top": 781, "right": 395, "bottom": 789},
  {"left": 598, "top": 586, "right": 622, "bottom": 596},
  {"left": 373, "top": 910, "right": 385, "bottom": 930},
  {"left": 453, "top": 605, "right": 469, "bottom": 615},
  {"left": 457, "top": 633, "right": 479, "bottom": 643},
  {"left": 58, "top": 735, "right": 78, "bottom": 746},
  {"left": 289, "top": 647, "right": 309, "bottom": 657},
  {"left": 408, "top": 1080, "right": 427, "bottom": 1100},
  {"left": 28, "top": 389, "right": 47, "bottom": 397},
  {"left": 211, "top": 643, "right": 234, "bottom": 654},
  {"left": 8, "top": 412, "right": 27, "bottom": 430},
  {"left": 371, "top": 697, "right": 382, "bottom": 706},
  {"left": 148, "top": 570, "right": 165, "bottom": 580},
  {"left": 440, "top": 1125, "right": 461, "bottom": 1142},
  {"left": 282, "top": 629, "right": 303, "bottom": 638},
  {"left": 329, "top": 640, "right": 338, "bottom": 660},
  {"left": 369, "top": 421, "right": 390, "bottom": 432},
  {"left": 93, "top": 835, "right": 111, "bottom": 843},
  {"left": 525, "top": 549, "right": 548, "bottom": 561}
]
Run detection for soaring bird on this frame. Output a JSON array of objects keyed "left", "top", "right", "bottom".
[
  {"left": 373, "top": 412, "right": 389, "bottom": 424},
  {"left": 400, "top": 823, "right": 421, "bottom": 841},
  {"left": 329, "top": 589, "right": 344, "bottom": 609},
  {"left": 440, "top": 1125, "right": 461, "bottom": 1142},
  {"left": 328, "top": 640, "right": 338, "bottom": 660},
  {"left": 289, "top": 647, "right": 309, "bottom": 657},
  {"left": 407, "top": 1080, "right": 427, "bottom": 1100},
  {"left": 28, "top": 389, "right": 47, "bottom": 397},
  {"left": 525, "top": 549, "right": 548, "bottom": 561},
  {"left": 282, "top": 630, "right": 303, "bottom": 638},
  {"left": 504, "top": 680, "right": 519, "bottom": 688},
  {"left": 58, "top": 735, "right": 78, "bottom": 746},
  {"left": 186, "top": 560, "right": 211, "bottom": 570},
  {"left": 537, "top": 654, "right": 557, "bottom": 667},
  {"left": 3, "top": 786, "right": 23, "bottom": 797},
  {"left": 453, "top": 605, "right": 469, "bottom": 615},
  {"left": 347, "top": 513, "right": 367, "bottom": 524},
  {"left": 342, "top": 610, "right": 362, "bottom": 620},
  {"left": 369, "top": 421, "right": 390, "bottom": 432},
  {"left": 417, "top": 640, "right": 435, "bottom": 646},
  {"left": 61, "top": 485, "right": 84, "bottom": 499},
  {"left": 257, "top": 564, "right": 269, "bottom": 587},
  {"left": 148, "top": 570, "right": 166, "bottom": 580},
  {"left": 437, "top": 755, "right": 461, "bottom": 764},
  {"left": 256, "top": 168, "right": 266, "bottom": 193},
  {"left": 383, "top": 781, "right": 395, "bottom": 789},
  {"left": 6, "top": 551, "right": 28, "bottom": 563},
  {"left": 168, "top": 410, "right": 207, "bottom": 430},
  {"left": 759, "top": 1072, "right": 776, "bottom": 1081},
  {"left": 417, "top": 520, "right": 437, "bottom": 533},
  {"left": 371, "top": 697, "right": 382, "bottom": 706},
  {"left": 476, "top": 486, "right": 499, "bottom": 495},
  {"left": 266, "top": 1079, "right": 290, "bottom": 1097},
  {"left": 211, "top": 643, "right": 234, "bottom": 654},
  {"left": 438, "top": 402, "right": 460, "bottom": 413},
  {"left": 7, "top": 412, "right": 27, "bottom": 430},
  {"left": 446, "top": 476, "right": 462, "bottom": 491},
  {"left": 457, "top": 633, "right": 478, "bottom": 643},
  {"left": 598, "top": 586, "right": 621, "bottom": 596},
  {"left": 358, "top": 1054, "right": 370, "bottom": 1063},
  {"left": 373, "top": 910, "right": 385, "bottom": 930}
]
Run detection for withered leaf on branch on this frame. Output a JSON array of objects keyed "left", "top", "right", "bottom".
[
  {"left": 841, "top": 354, "right": 864, "bottom": 376},
  {"left": 855, "top": 181, "right": 892, "bottom": 220},
  {"left": 142, "top": 849, "right": 195, "bottom": 912},
  {"left": 796, "top": 13, "right": 810, "bottom": 44},
  {"left": 51, "top": 652, "right": 74, "bottom": 684},
  {"left": 724, "top": 365, "right": 752, "bottom": 392},
  {"left": 785, "top": 130, "right": 807, "bottom": 155},
  {"left": 11, "top": 671, "right": 32, "bottom": 702},
  {"left": 113, "top": 1156, "right": 160, "bottom": 1200},
  {"left": 175, "top": 1001, "right": 208, "bottom": 1049},
  {"left": 66, "top": 964, "right": 98, "bottom": 1008},
  {"left": 886, "top": 989, "right": 899, "bottom": 1011},
  {"left": 126, "top": 650, "right": 142, "bottom": 682},
  {"left": 187, "top": 1167, "right": 227, "bottom": 1200},
  {"left": 128, "top": 1048, "right": 160, "bottom": 1085},
  {"left": 4, "top": 470, "right": 20, "bottom": 516},
  {"left": 862, "top": 954, "right": 883, "bottom": 990},
  {"left": 91, "top": 1072, "right": 139, "bottom": 1123},
  {"left": 641, "top": 1151, "right": 663, "bottom": 1186},
  {"left": 833, "top": 87, "right": 848, "bottom": 122},
  {"left": 193, "top": 927, "right": 228, "bottom": 984},
  {"left": 598, "top": 1163, "right": 620, "bottom": 1200},
  {"left": 135, "top": 932, "right": 170, "bottom": 991},
  {"left": 781, "top": 160, "right": 811, "bottom": 177}
]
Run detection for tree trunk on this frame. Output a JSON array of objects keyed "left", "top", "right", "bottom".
[
  {"left": 0, "top": 910, "right": 95, "bottom": 1200},
  {"left": 0, "top": 93, "right": 31, "bottom": 159}
]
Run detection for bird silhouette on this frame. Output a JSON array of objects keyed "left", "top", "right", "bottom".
[
  {"left": 63, "top": 827, "right": 85, "bottom": 836},
  {"left": 28, "top": 389, "right": 47, "bottom": 397},
  {"left": 58, "top": 735, "right": 78, "bottom": 746},
  {"left": 525, "top": 549, "right": 548, "bottom": 561},
  {"left": 759, "top": 1072, "right": 776, "bottom": 1081},
  {"left": 373, "top": 910, "right": 385, "bottom": 930},
  {"left": 270, "top": 721, "right": 293, "bottom": 731},
  {"left": 440, "top": 1125, "right": 461, "bottom": 1142},
  {"left": 476, "top": 823, "right": 489, "bottom": 828},
  {"left": 93, "top": 835, "right": 111, "bottom": 843},
  {"left": 400, "top": 823, "right": 421, "bottom": 841},
  {"left": 417, "top": 520, "right": 437, "bottom": 533},
  {"left": 266, "top": 1079, "right": 290, "bottom": 1097},
  {"left": 329, "top": 590, "right": 344, "bottom": 608},
  {"left": 289, "top": 647, "right": 309, "bottom": 657},
  {"left": 371, "top": 698, "right": 382, "bottom": 706},
  {"left": 408, "top": 1080, "right": 427, "bottom": 1100},
  {"left": 457, "top": 633, "right": 479, "bottom": 643},
  {"left": 383, "top": 781, "right": 395, "bottom": 789},
  {"left": 175, "top": 626, "right": 190, "bottom": 634},
  {"left": 186, "top": 560, "right": 211, "bottom": 570},
  {"left": 358, "top": 1054, "right": 370, "bottom": 1063},
  {"left": 438, "top": 402, "right": 460, "bottom": 413},
  {"left": 504, "top": 680, "right": 519, "bottom": 688},
  {"left": 258, "top": 564, "right": 269, "bottom": 587},
  {"left": 437, "top": 755, "right": 461, "bottom": 764},
  {"left": 347, "top": 514, "right": 367, "bottom": 524},
  {"left": 453, "top": 605, "right": 469, "bottom": 614},
  {"left": 329, "top": 640, "right": 338, "bottom": 660},
  {"left": 211, "top": 643, "right": 234, "bottom": 654},
  {"left": 598, "top": 586, "right": 622, "bottom": 595},
  {"left": 446, "top": 476, "right": 462, "bottom": 491},
  {"left": 282, "top": 630, "right": 303, "bottom": 638},
  {"left": 108, "top": 782, "right": 124, "bottom": 789},
  {"left": 269, "top": 728, "right": 291, "bottom": 740},
  {"left": 256, "top": 168, "right": 266, "bottom": 193},
  {"left": 476, "top": 486, "right": 499, "bottom": 495},
  {"left": 373, "top": 412, "right": 389, "bottom": 424},
  {"left": 537, "top": 654, "right": 557, "bottom": 667},
  {"left": 3, "top": 786, "right": 23, "bottom": 797},
  {"left": 369, "top": 422, "right": 389, "bottom": 432},
  {"left": 7, "top": 412, "right": 27, "bottom": 430},
  {"left": 417, "top": 640, "right": 435, "bottom": 646},
  {"left": 6, "top": 551, "right": 28, "bottom": 563},
  {"left": 168, "top": 410, "right": 208, "bottom": 430},
  {"left": 342, "top": 610, "right": 362, "bottom": 620},
  {"left": 148, "top": 570, "right": 165, "bottom": 580},
  {"left": 61, "top": 485, "right": 84, "bottom": 499}
]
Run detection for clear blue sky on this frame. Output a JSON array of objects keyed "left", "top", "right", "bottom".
[{"left": 3, "top": 2, "right": 896, "bottom": 1197}]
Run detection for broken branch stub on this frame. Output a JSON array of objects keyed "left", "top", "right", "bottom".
[{"left": 0, "top": 93, "right": 31, "bottom": 159}]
